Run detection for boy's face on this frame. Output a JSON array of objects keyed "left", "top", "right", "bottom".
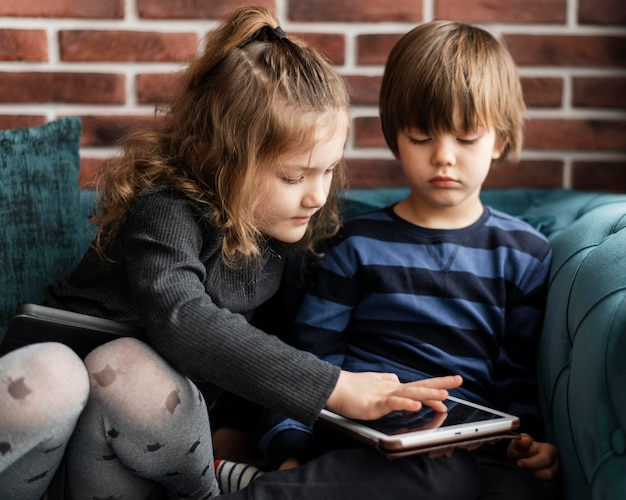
[
  {"left": 395, "top": 115, "right": 503, "bottom": 219},
  {"left": 254, "top": 115, "right": 347, "bottom": 244}
]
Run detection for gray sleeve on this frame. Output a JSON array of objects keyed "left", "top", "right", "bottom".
[{"left": 122, "top": 193, "right": 339, "bottom": 425}]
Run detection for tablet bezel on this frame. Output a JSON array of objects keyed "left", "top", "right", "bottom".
[{"left": 319, "top": 395, "right": 520, "bottom": 455}]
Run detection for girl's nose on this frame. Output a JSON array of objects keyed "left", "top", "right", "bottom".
[{"left": 302, "top": 179, "right": 328, "bottom": 209}]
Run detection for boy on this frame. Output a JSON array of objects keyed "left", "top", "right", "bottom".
[{"left": 228, "top": 20, "right": 560, "bottom": 499}]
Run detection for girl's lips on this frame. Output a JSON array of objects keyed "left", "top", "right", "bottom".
[{"left": 292, "top": 215, "right": 311, "bottom": 224}]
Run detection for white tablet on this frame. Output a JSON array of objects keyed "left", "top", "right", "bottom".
[{"left": 319, "top": 395, "right": 520, "bottom": 457}]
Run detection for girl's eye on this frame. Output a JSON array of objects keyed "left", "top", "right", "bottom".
[{"left": 282, "top": 176, "right": 304, "bottom": 185}]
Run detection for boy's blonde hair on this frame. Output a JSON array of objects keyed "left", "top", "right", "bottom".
[
  {"left": 93, "top": 6, "right": 349, "bottom": 266},
  {"left": 380, "top": 20, "right": 525, "bottom": 162}
]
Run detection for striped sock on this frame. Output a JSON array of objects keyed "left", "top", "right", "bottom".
[{"left": 214, "top": 460, "right": 265, "bottom": 493}]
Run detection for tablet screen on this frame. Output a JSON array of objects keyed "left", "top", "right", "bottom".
[{"left": 352, "top": 398, "right": 503, "bottom": 436}]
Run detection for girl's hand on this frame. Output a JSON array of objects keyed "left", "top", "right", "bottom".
[
  {"left": 325, "top": 371, "right": 463, "bottom": 420},
  {"left": 507, "top": 433, "right": 561, "bottom": 486}
]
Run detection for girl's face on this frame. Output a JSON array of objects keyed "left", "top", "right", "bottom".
[{"left": 255, "top": 116, "right": 347, "bottom": 243}]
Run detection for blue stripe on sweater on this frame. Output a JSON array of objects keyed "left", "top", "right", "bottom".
[
  {"left": 325, "top": 236, "right": 543, "bottom": 285},
  {"left": 355, "top": 293, "right": 501, "bottom": 334}
]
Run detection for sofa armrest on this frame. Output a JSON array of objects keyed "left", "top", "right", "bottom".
[{"left": 538, "top": 200, "right": 626, "bottom": 500}]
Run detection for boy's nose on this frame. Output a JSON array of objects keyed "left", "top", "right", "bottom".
[{"left": 431, "top": 139, "right": 456, "bottom": 167}]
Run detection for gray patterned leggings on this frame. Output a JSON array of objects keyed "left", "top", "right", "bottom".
[
  {"left": 0, "top": 342, "right": 89, "bottom": 500},
  {"left": 66, "top": 337, "right": 220, "bottom": 500}
]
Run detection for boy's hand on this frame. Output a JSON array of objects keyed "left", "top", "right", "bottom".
[
  {"left": 507, "top": 433, "right": 561, "bottom": 487},
  {"left": 278, "top": 458, "right": 300, "bottom": 470},
  {"left": 326, "top": 371, "right": 463, "bottom": 420}
]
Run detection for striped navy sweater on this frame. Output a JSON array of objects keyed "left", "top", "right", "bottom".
[{"left": 259, "top": 205, "right": 552, "bottom": 464}]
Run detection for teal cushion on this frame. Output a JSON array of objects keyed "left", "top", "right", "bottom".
[{"left": 0, "top": 117, "right": 82, "bottom": 338}]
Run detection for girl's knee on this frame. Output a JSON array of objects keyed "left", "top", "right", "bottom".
[
  {"left": 84, "top": 337, "right": 192, "bottom": 424},
  {"left": 85, "top": 337, "right": 171, "bottom": 389},
  {"left": 0, "top": 342, "right": 89, "bottom": 427}
]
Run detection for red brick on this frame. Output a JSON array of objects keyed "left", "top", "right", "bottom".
[
  {"left": 357, "top": 34, "right": 403, "bottom": 65},
  {"left": 524, "top": 119, "right": 626, "bottom": 151},
  {"left": 345, "top": 75, "right": 382, "bottom": 106},
  {"left": 436, "top": 0, "right": 566, "bottom": 23},
  {"left": 0, "top": 30, "right": 47, "bottom": 62},
  {"left": 504, "top": 34, "right": 626, "bottom": 67},
  {"left": 483, "top": 160, "right": 563, "bottom": 188},
  {"left": 521, "top": 77, "right": 563, "bottom": 108},
  {"left": 354, "top": 116, "right": 385, "bottom": 148},
  {"left": 0, "top": 0, "right": 124, "bottom": 18},
  {"left": 0, "top": 73, "right": 125, "bottom": 104},
  {"left": 290, "top": 0, "right": 421, "bottom": 22},
  {"left": 79, "top": 157, "right": 105, "bottom": 188},
  {"left": 346, "top": 158, "right": 406, "bottom": 188},
  {"left": 573, "top": 77, "right": 626, "bottom": 109},
  {"left": 137, "top": 0, "right": 275, "bottom": 19},
  {"left": 579, "top": 0, "right": 626, "bottom": 25},
  {"left": 0, "top": 115, "right": 46, "bottom": 130},
  {"left": 293, "top": 32, "right": 345, "bottom": 65},
  {"left": 80, "top": 115, "right": 164, "bottom": 147},
  {"left": 572, "top": 161, "right": 626, "bottom": 191},
  {"left": 60, "top": 31, "right": 198, "bottom": 62},
  {"left": 136, "top": 72, "right": 183, "bottom": 105}
]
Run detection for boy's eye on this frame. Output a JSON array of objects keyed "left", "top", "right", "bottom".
[
  {"left": 408, "top": 136, "right": 431, "bottom": 145},
  {"left": 458, "top": 137, "right": 479, "bottom": 145}
]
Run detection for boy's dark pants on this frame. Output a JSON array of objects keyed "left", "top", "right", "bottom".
[{"left": 222, "top": 444, "right": 548, "bottom": 500}]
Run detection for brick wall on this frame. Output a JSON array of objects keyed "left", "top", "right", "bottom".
[{"left": 1, "top": 0, "right": 625, "bottom": 191}]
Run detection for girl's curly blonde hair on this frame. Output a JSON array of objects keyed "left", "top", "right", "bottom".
[{"left": 92, "top": 6, "right": 349, "bottom": 267}]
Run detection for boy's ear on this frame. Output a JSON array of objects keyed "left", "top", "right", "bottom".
[{"left": 492, "top": 139, "right": 507, "bottom": 161}]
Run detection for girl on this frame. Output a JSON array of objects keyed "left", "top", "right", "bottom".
[{"left": 42, "top": 7, "right": 461, "bottom": 499}]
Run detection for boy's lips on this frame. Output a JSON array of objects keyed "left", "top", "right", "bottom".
[{"left": 429, "top": 176, "right": 459, "bottom": 188}]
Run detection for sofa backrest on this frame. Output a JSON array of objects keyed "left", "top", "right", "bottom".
[{"left": 0, "top": 117, "right": 84, "bottom": 339}]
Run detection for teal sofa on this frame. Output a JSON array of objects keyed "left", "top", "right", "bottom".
[{"left": 1, "top": 118, "right": 625, "bottom": 499}]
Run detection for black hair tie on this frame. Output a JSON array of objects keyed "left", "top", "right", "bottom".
[
  {"left": 240, "top": 25, "right": 288, "bottom": 49},
  {"left": 264, "top": 25, "right": 287, "bottom": 42}
]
